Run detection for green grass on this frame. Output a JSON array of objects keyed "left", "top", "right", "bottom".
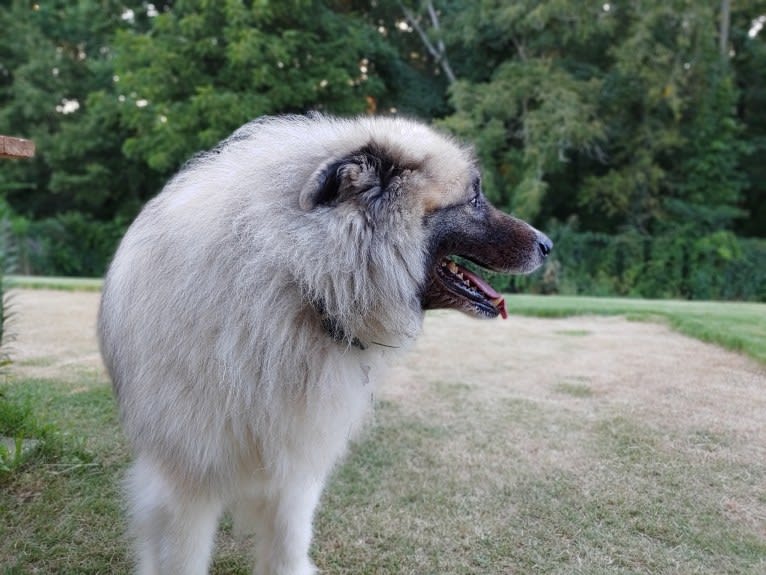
[
  {"left": 508, "top": 294, "right": 766, "bottom": 365},
  {"left": 4, "top": 275, "right": 103, "bottom": 292},
  {"left": 554, "top": 380, "right": 595, "bottom": 398},
  {"left": 314, "top": 393, "right": 766, "bottom": 574},
  {"left": 0, "top": 378, "right": 129, "bottom": 573},
  {"left": 2, "top": 376, "right": 765, "bottom": 573}
]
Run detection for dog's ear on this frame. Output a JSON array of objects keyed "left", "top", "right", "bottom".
[{"left": 299, "top": 147, "right": 398, "bottom": 211}]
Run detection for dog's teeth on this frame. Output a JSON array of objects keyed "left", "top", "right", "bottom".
[{"left": 447, "top": 261, "right": 458, "bottom": 274}]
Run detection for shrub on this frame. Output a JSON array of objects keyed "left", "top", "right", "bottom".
[
  {"left": 20, "top": 213, "right": 127, "bottom": 277},
  {"left": 509, "top": 225, "right": 766, "bottom": 302}
]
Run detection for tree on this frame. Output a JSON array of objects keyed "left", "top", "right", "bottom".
[
  {"left": 438, "top": 0, "right": 609, "bottom": 222},
  {"left": 113, "top": 0, "right": 399, "bottom": 174},
  {"left": 400, "top": 0, "right": 456, "bottom": 85},
  {"left": 731, "top": 0, "right": 766, "bottom": 237},
  {"left": 0, "top": 0, "right": 157, "bottom": 220},
  {"left": 350, "top": 0, "right": 453, "bottom": 118},
  {"left": 579, "top": 0, "right": 748, "bottom": 235}
]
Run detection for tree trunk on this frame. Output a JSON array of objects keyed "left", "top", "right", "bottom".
[
  {"left": 401, "top": 0, "right": 457, "bottom": 85},
  {"left": 719, "top": 0, "right": 730, "bottom": 58}
]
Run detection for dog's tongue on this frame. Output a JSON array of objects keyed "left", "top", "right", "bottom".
[{"left": 457, "top": 263, "right": 508, "bottom": 320}]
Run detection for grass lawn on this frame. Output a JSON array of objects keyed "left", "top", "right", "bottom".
[
  {"left": 4, "top": 275, "right": 103, "bottom": 292},
  {"left": 508, "top": 294, "right": 766, "bottom": 365},
  {"left": 3, "top": 378, "right": 765, "bottom": 574},
  {"left": 1, "top": 285, "right": 764, "bottom": 573}
]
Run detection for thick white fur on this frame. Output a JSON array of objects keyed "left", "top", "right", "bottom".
[{"left": 98, "top": 115, "right": 474, "bottom": 574}]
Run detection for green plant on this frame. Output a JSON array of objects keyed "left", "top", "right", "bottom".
[
  {"left": 0, "top": 435, "right": 27, "bottom": 473},
  {"left": 507, "top": 224, "right": 766, "bottom": 302},
  {"left": 22, "top": 213, "right": 127, "bottom": 277},
  {"left": 0, "top": 394, "right": 35, "bottom": 476}
]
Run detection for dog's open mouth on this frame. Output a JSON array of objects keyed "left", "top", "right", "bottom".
[{"left": 423, "top": 257, "right": 507, "bottom": 319}]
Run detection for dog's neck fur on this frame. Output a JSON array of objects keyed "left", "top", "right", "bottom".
[{"left": 310, "top": 297, "right": 367, "bottom": 350}]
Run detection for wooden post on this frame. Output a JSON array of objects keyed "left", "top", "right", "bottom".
[{"left": 0, "top": 135, "right": 36, "bottom": 159}]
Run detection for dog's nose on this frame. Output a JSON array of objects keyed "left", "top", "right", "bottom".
[{"left": 537, "top": 232, "right": 553, "bottom": 258}]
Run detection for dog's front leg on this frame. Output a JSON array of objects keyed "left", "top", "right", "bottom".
[
  {"left": 253, "top": 476, "right": 324, "bottom": 575},
  {"left": 127, "top": 456, "right": 223, "bottom": 575}
]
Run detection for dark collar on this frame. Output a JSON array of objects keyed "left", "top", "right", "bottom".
[{"left": 311, "top": 299, "right": 367, "bottom": 350}]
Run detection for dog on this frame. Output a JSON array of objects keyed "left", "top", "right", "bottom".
[{"left": 97, "top": 114, "right": 551, "bottom": 575}]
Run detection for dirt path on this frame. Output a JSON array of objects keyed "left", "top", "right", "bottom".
[{"left": 8, "top": 289, "right": 766, "bottom": 448}]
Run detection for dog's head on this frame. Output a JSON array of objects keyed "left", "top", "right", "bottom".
[
  {"left": 297, "top": 117, "right": 552, "bottom": 322},
  {"left": 419, "top": 174, "right": 552, "bottom": 320}
]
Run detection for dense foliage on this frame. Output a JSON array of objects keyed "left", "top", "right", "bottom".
[{"left": 1, "top": 0, "right": 764, "bottom": 299}]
